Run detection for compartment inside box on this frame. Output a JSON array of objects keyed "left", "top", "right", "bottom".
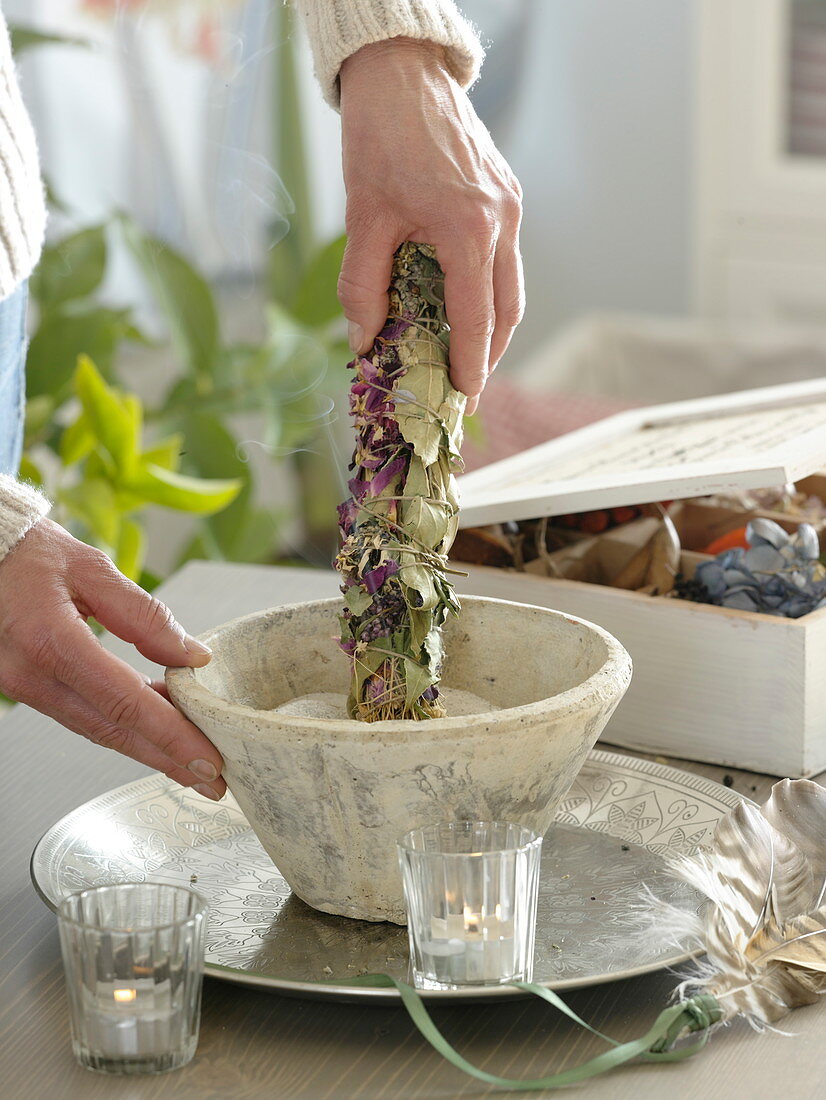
[
  {"left": 672, "top": 474, "right": 826, "bottom": 552},
  {"left": 451, "top": 480, "right": 826, "bottom": 620},
  {"left": 455, "top": 380, "right": 826, "bottom": 637}
]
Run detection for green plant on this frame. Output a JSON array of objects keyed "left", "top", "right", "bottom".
[
  {"left": 24, "top": 205, "right": 350, "bottom": 573},
  {"left": 15, "top": 2, "right": 352, "bottom": 578},
  {"left": 118, "top": 213, "right": 350, "bottom": 564},
  {"left": 24, "top": 356, "right": 242, "bottom": 584}
]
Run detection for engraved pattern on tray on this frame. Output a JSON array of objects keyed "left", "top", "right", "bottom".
[{"left": 31, "top": 750, "right": 743, "bottom": 1001}]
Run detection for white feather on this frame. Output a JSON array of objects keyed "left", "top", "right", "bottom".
[{"left": 648, "top": 779, "right": 826, "bottom": 1027}]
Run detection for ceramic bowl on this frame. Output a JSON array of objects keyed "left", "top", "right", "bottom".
[{"left": 166, "top": 595, "right": 632, "bottom": 923}]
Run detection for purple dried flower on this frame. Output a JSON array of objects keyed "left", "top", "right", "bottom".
[
  {"left": 364, "top": 560, "right": 399, "bottom": 595},
  {"left": 333, "top": 243, "right": 465, "bottom": 722}
]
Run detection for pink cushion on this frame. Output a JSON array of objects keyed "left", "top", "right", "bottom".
[{"left": 462, "top": 380, "right": 637, "bottom": 473}]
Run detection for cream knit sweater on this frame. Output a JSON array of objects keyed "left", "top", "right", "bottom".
[{"left": 0, "top": 0, "right": 482, "bottom": 565}]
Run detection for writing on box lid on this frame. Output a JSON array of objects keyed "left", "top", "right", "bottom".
[{"left": 457, "top": 378, "right": 826, "bottom": 527}]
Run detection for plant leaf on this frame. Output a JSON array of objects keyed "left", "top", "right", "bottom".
[
  {"left": 403, "top": 656, "right": 436, "bottom": 708},
  {"left": 345, "top": 586, "right": 374, "bottom": 616},
  {"left": 401, "top": 455, "right": 451, "bottom": 551},
  {"left": 26, "top": 307, "right": 137, "bottom": 399},
  {"left": 268, "top": 2, "right": 315, "bottom": 302},
  {"left": 31, "top": 225, "right": 107, "bottom": 307},
  {"left": 121, "top": 215, "right": 221, "bottom": 383},
  {"left": 18, "top": 455, "right": 43, "bottom": 486},
  {"left": 9, "top": 25, "right": 89, "bottom": 53},
  {"left": 60, "top": 411, "right": 96, "bottom": 466},
  {"left": 398, "top": 559, "right": 439, "bottom": 610},
  {"left": 228, "top": 508, "right": 278, "bottom": 563},
  {"left": 290, "top": 234, "right": 347, "bottom": 327},
  {"left": 140, "top": 435, "right": 184, "bottom": 472},
  {"left": 408, "top": 607, "right": 433, "bottom": 652},
  {"left": 176, "top": 412, "right": 251, "bottom": 555},
  {"left": 394, "top": 361, "right": 449, "bottom": 466},
  {"left": 23, "top": 396, "right": 54, "bottom": 447},
  {"left": 116, "top": 518, "right": 146, "bottom": 581},
  {"left": 74, "top": 355, "right": 140, "bottom": 475},
  {"left": 59, "top": 478, "right": 120, "bottom": 547},
  {"left": 125, "top": 463, "right": 242, "bottom": 515}
]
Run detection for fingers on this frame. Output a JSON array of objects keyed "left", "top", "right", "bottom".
[
  {"left": 21, "top": 606, "right": 226, "bottom": 788},
  {"left": 437, "top": 226, "right": 497, "bottom": 400},
  {"left": 10, "top": 670, "right": 226, "bottom": 799},
  {"left": 70, "top": 548, "right": 211, "bottom": 668},
  {"left": 489, "top": 234, "right": 525, "bottom": 371},
  {"left": 338, "top": 219, "right": 400, "bottom": 354}
]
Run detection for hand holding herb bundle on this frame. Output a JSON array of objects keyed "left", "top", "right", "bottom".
[{"left": 335, "top": 243, "right": 465, "bottom": 722}]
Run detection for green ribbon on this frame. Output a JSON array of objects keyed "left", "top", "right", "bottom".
[
  {"left": 208, "top": 962, "right": 723, "bottom": 1090},
  {"left": 342, "top": 975, "right": 723, "bottom": 1091}
]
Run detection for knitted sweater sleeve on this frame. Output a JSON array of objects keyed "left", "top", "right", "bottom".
[
  {"left": 293, "top": 0, "right": 484, "bottom": 107},
  {"left": 0, "top": 475, "right": 51, "bottom": 564}
]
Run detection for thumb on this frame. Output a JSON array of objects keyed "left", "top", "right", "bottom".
[
  {"left": 338, "top": 223, "right": 399, "bottom": 354},
  {"left": 73, "top": 551, "right": 211, "bottom": 668}
]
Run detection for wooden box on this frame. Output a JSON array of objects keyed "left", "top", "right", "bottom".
[{"left": 455, "top": 380, "right": 826, "bottom": 777}]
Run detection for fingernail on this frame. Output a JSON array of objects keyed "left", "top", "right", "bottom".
[
  {"left": 184, "top": 635, "right": 212, "bottom": 659},
  {"left": 189, "top": 759, "right": 219, "bottom": 782},
  {"left": 193, "top": 783, "right": 221, "bottom": 801},
  {"left": 348, "top": 320, "right": 364, "bottom": 353}
]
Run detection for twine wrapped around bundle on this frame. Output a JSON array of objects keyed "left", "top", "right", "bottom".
[{"left": 335, "top": 243, "right": 465, "bottom": 722}]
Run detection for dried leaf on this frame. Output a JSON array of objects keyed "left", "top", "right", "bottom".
[{"left": 612, "top": 541, "right": 653, "bottom": 590}]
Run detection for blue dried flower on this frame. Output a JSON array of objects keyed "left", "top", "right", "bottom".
[{"left": 683, "top": 519, "right": 826, "bottom": 619}]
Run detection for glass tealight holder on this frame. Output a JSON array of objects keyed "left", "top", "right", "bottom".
[
  {"left": 397, "top": 821, "right": 542, "bottom": 990},
  {"left": 57, "top": 882, "right": 208, "bottom": 1075}
]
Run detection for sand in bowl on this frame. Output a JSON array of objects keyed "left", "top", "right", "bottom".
[{"left": 273, "top": 687, "right": 499, "bottom": 721}]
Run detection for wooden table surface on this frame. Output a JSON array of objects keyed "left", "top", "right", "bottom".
[{"left": 1, "top": 562, "right": 824, "bottom": 1100}]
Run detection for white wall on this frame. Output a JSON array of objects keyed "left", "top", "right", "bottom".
[{"left": 489, "top": 0, "right": 696, "bottom": 362}]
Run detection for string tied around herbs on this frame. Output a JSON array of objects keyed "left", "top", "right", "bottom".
[{"left": 335, "top": 241, "right": 465, "bottom": 722}]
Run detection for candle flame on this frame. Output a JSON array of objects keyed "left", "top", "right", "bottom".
[
  {"left": 113, "top": 988, "right": 137, "bottom": 1003},
  {"left": 463, "top": 906, "right": 480, "bottom": 933}
]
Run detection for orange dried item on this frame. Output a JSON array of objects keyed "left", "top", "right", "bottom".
[
  {"left": 703, "top": 527, "right": 749, "bottom": 556},
  {"left": 610, "top": 506, "right": 638, "bottom": 525},
  {"left": 557, "top": 506, "right": 640, "bottom": 534}
]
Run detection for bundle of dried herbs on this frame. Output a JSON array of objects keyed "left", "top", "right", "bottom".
[{"left": 334, "top": 243, "right": 465, "bottom": 721}]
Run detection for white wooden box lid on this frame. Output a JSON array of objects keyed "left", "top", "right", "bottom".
[{"left": 457, "top": 378, "right": 826, "bottom": 527}]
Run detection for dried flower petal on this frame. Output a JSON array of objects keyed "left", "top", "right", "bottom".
[
  {"left": 334, "top": 244, "right": 465, "bottom": 721},
  {"left": 680, "top": 521, "right": 825, "bottom": 618}
]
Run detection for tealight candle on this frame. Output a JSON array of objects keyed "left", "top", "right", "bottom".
[
  {"left": 58, "top": 883, "right": 207, "bottom": 1075},
  {"left": 81, "top": 978, "right": 179, "bottom": 1059},
  {"left": 398, "top": 821, "right": 542, "bottom": 989}
]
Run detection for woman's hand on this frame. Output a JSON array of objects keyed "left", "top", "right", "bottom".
[
  {"left": 0, "top": 520, "right": 226, "bottom": 799},
  {"left": 339, "top": 37, "right": 524, "bottom": 413}
]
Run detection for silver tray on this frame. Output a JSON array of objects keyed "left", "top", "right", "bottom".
[{"left": 31, "top": 750, "right": 740, "bottom": 1003}]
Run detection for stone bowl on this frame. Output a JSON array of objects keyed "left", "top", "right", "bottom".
[{"left": 166, "top": 595, "right": 632, "bottom": 924}]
